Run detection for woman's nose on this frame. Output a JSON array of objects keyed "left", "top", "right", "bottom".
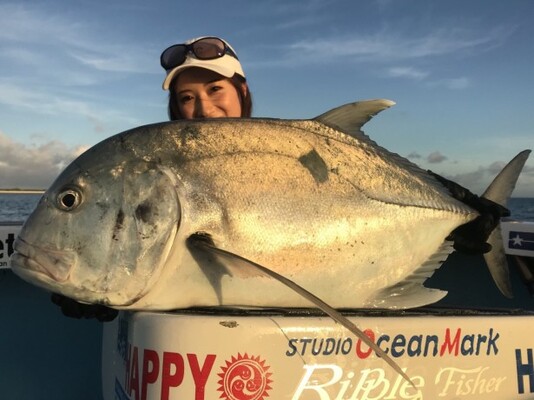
[{"left": 195, "top": 97, "right": 216, "bottom": 118}]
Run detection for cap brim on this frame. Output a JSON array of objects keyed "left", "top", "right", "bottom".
[{"left": 162, "top": 54, "right": 245, "bottom": 90}]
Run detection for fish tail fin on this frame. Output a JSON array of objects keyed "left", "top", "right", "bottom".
[{"left": 482, "top": 150, "right": 531, "bottom": 298}]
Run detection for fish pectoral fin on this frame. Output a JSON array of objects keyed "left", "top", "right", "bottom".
[
  {"left": 369, "top": 242, "right": 453, "bottom": 309},
  {"left": 186, "top": 231, "right": 415, "bottom": 388},
  {"left": 185, "top": 232, "right": 236, "bottom": 305},
  {"left": 186, "top": 232, "right": 265, "bottom": 279}
]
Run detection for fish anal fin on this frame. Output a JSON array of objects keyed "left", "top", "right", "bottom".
[
  {"left": 186, "top": 231, "right": 415, "bottom": 388},
  {"left": 369, "top": 242, "right": 453, "bottom": 309},
  {"left": 370, "top": 285, "right": 448, "bottom": 309}
]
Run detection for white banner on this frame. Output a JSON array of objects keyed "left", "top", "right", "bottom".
[{"left": 102, "top": 311, "right": 534, "bottom": 400}]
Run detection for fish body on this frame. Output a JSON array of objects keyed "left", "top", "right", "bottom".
[{"left": 11, "top": 100, "right": 523, "bottom": 310}]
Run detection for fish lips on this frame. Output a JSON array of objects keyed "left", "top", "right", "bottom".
[{"left": 12, "top": 237, "right": 76, "bottom": 283}]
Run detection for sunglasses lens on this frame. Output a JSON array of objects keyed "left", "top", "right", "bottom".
[
  {"left": 161, "top": 44, "right": 187, "bottom": 70},
  {"left": 192, "top": 38, "right": 226, "bottom": 59},
  {"left": 161, "top": 38, "right": 233, "bottom": 71}
]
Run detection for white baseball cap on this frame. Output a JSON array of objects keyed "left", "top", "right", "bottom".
[{"left": 161, "top": 36, "right": 246, "bottom": 90}]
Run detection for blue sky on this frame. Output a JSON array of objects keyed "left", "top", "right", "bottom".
[{"left": 0, "top": 0, "right": 533, "bottom": 197}]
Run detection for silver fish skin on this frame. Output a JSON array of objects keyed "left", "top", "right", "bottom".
[{"left": 13, "top": 99, "right": 499, "bottom": 310}]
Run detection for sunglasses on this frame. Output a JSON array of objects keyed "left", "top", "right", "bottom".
[{"left": 160, "top": 37, "right": 239, "bottom": 71}]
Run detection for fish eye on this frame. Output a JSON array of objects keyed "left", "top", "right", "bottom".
[{"left": 57, "top": 188, "right": 82, "bottom": 211}]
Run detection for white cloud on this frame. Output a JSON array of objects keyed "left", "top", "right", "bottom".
[
  {"left": 286, "top": 25, "right": 513, "bottom": 63},
  {"left": 0, "top": 3, "right": 157, "bottom": 82},
  {"left": 69, "top": 51, "right": 151, "bottom": 73},
  {"left": 387, "top": 66, "right": 429, "bottom": 80},
  {"left": 427, "top": 159, "right": 534, "bottom": 198},
  {"left": 0, "top": 82, "right": 137, "bottom": 133},
  {"left": 0, "top": 131, "right": 85, "bottom": 189},
  {"left": 0, "top": 3, "right": 81, "bottom": 44},
  {"left": 384, "top": 67, "right": 469, "bottom": 89},
  {"left": 427, "top": 77, "right": 471, "bottom": 90},
  {"left": 0, "top": 3, "right": 159, "bottom": 150}
]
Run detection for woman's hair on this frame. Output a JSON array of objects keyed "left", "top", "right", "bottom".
[{"left": 167, "top": 74, "right": 253, "bottom": 120}]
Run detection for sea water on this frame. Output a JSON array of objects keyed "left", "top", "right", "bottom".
[{"left": 0, "top": 193, "right": 41, "bottom": 222}]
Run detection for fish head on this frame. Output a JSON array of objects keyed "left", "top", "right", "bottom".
[{"left": 11, "top": 155, "right": 180, "bottom": 307}]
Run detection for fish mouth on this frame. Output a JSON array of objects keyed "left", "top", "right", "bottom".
[{"left": 12, "top": 237, "right": 76, "bottom": 283}]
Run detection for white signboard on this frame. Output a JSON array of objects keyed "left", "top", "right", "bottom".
[{"left": 102, "top": 311, "right": 534, "bottom": 400}]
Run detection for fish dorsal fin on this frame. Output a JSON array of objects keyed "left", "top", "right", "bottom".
[{"left": 314, "top": 99, "right": 396, "bottom": 137}]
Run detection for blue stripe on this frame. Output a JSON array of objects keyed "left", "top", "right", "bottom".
[
  {"left": 510, "top": 230, "right": 534, "bottom": 242},
  {"left": 508, "top": 242, "right": 534, "bottom": 251}
]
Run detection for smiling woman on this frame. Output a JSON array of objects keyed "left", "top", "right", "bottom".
[
  {"left": 160, "top": 36, "right": 253, "bottom": 120},
  {"left": 172, "top": 68, "right": 244, "bottom": 119}
]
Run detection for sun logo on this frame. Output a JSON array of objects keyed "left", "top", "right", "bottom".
[{"left": 217, "top": 353, "right": 273, "bottom": 400}]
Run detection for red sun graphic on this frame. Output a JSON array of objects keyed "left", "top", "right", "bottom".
[{"left": 217, "top": 353, "right": 273, "bottom": 400}]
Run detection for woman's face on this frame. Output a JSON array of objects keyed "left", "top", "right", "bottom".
[{"left": 172, "top": 68, "right": 244, "bottom": 119}]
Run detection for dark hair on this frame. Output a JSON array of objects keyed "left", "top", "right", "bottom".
[{"left": 168, "top": 74, "right": 253, "bottom": 120}]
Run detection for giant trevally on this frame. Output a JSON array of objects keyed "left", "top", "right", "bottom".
[
  {"left": 11, "top": 99, "right": 530, "bottom": 312},
  {"left": 11, "top": 98, "right": 530, "bottom": 384}
]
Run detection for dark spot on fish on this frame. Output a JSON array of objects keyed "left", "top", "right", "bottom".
[
  {"left": 219, "top": 321, "right": 238, "bottom": 328},
  {"left": 112, "top": 209, "right": 125, "bottom": 241},
  {"left": 135, "top": 202, "right": 152, "bottom": 223},
  {"left": 180, "top": 126, "right": 201, "bottom": 146},
  {"left": 298, "top": 149, "right": 329, "bottom": 183}
]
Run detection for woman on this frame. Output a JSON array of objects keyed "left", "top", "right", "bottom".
[{"left": 160, "top": 36, "right": 252, "bottom": 120}]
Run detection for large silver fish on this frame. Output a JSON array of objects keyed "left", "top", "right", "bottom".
[{"left": 12, "top": 99, "right": 529, "bottom": 312}]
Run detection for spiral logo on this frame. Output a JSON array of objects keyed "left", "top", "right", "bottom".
[{"left": 217, "top": 353, "right": 273, "bottom": 400}]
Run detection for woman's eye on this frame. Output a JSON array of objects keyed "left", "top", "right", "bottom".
[
  {"left": 180, "top": 95, "right": 193, "bottom": 104},
  {"left": 209, "top": 85, "right": 223, "bottom": 93}
]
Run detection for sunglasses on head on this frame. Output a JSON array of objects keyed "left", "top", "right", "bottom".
[{"left": 160, "top": 37, "right": 239, "bottom": 71}]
